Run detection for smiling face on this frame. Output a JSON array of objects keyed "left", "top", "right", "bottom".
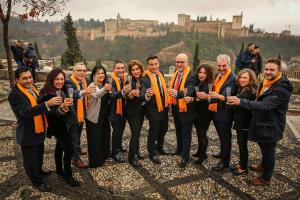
[
  {"left": 264, "top": 62, "right": 280, "bottom": 81},
  {"left": 53, "top": 73, "right": 65, "bottom": 90},
  {"left": 16, "top": 71, "right": 33, "bottom": 89},
  {"left": 114, "top": 63, "right": 125, "bottom": 77},
  {"left": 175, "top": 54, "right": 188, "bottom": 73},
  {"left": 238, "top": 72, "right": 250, "bottom": 87},
  {"left": 198, "top": 67, "right": 207, "bottom": 82},
  {"left": 94, "top": 68, "right": 106, "bottom": 84},
  {"left": 147, "top": 58, "right": 159, "bottom": 74},
  {"left": 131, "top": 64, "right": 142, "bottom": 79},
  {"left": 73, "top": 63, "right": 87, "bottom": 82},
  {"left": 217, "top": 58, "right": 229, "bottom": 76}
]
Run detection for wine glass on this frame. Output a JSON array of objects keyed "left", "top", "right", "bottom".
[
  {"left": 56, "top": 90, "right": 62, "bottom": 97},
  {"left": 68, "top": 88, "right": 74, "bottom": 99},
  {"left": 226, "top": 87, "right": 231, "bottom": 104},
  {"left": 183, "top": 88, "right": 188, "bottom": 97},
  {"left": 194, "top": 86, "right": 199, "bottom": 101},
  {"left": 127, "top": 75, "right": 132, "bottom": 85},
  {"left": 108, "top": 76, "right": 113, "bottom": 93},
  {"left": 208, "top": 83, "right": 213, "bottom": 92}
]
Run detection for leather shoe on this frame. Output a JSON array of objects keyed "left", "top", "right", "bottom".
[
  {"left": 40, "top": 170, "right": 52, "bottom": 177},
  {"left": 72, "top": 159, "right": 88, "bottom": 168},
  {"left": 192, "top": 151, "right": 200, "bottom": 157},
  {"left": 64, "top": 176, "right": 80, "bottom": 187},
  {"left": 136, "top": 152, "right": 145, "bottom": 159},
  {"left": 178, "top": 159, "right": 188, "bottom": 168},
  {"left": 113, "top": 153, "right": 126, "bottom": 163},
  {"left": 129, "top": 158, "right": 141, "bottom": 167},
  {"left": 34, "top": 183, "right": 51, "bottom": 192},
  {"left": 171, "top": 150, "right": 181, "bottom": 156},
  {"left": 250, "top": 164, "right": 263, "bottom": 173},
  {"left": 80, "top": 149, "right": 87, "bottom": 155},
  {"left": 121, "top": 148, "right": 127, "bottom": 153},
  {"left": 157, "top": 148, "right": 170, "bottom": 155},
  {"left": 150, "top": 155, "right": 161, "bottom": 164},
  {"left": 249, "top": 176, "right": 270, "bottom": 186},
  {"left": 194, "top": 155, "right": 207, "bottom": 165},
  {"left": 212, "top": 162, "right": 229, "bottom": 171},
  {"left": 212, "top": 153, "right": 221, "bottom": 159},
  {"left": 56, "top": 170, "right": 65, "bottom": 177}
]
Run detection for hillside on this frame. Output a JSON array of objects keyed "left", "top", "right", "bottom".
[{"left": 1, "top": 18, "right": 300, "bottom": 69}]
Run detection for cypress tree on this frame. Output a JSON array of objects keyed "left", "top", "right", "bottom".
[
  {"left": 239, "top": 41, "right": 244, "bottom": 53},
  {"left": 192, "top": 42, "right": 200, "bottom": 72},
  {"left": 61, "top": 13, "right": 84, "bottom": 67},
  {"left": 34, "top": 41, "right": 42, "bottom": 60},
  {"left": 278, "top": 53, "right": 282, "bottom": 60}
]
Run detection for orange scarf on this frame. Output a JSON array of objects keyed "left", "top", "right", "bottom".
[
  {"left": 145, "top": 70, "right": 169, "bottom": 112},
  {"left": 16, "top": 83, "right": 48, "bottom": 134},
  {"left": 259, "top": 73, "right": 282, "bottom": 96},
  {"left": 208, "top": 67, "right": 232, "bottom": 112},
  {"left": 111, "top": 72, "right": 127, "bottom": 116},
  {"left": 169, "top": 66, "right": 190, "bottom": 112},
  {"left": 71, "top": 75, "right": 88, "bottom": 123}
]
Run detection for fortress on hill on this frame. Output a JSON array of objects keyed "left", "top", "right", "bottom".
[{"left": 76, "top": 13, "right": 248, "bottom": 41}]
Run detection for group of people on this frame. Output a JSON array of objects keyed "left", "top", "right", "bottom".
[
  {"left": 235, "top": 42, "right": 262, "bottom": 77},
  {"left": 11, "top": 40, "right": 40, "bottom": 81},
  {"left": 8, "top": 51, "right": 293, "bottom": 192}
]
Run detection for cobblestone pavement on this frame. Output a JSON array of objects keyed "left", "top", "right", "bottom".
[{"left": 0, "top": 79, "right": 300, "bottom": 199}]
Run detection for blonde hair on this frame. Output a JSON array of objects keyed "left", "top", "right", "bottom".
[{"left": 236, "top": 69, "right": 258, "bottom": 93}]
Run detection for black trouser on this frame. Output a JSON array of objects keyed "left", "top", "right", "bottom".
[
  {"left": 172, "top": 107, "right": 182, "bottom": 153},
  {"left": 236, "top": 130, "right": 248, "bottom": 170},
  {"left": 71, "top": 122, "right": 83, "bottom": 160},
  {"left": 111, "top": 118, "right": 126, "bottom": 156},
  {"left": 21, "top": 143, "right": 44, "bottom": 186},
  {"left": 55, "top": 133, "right": 74, "bottom": 177},
  {"left": 148, "top": 118, "right": 167, "bottom": 157},
  {"left": 157, "top": 110, "right": 168, "bottom": 150},
  {"left": 128, "top": 115, "right": 144, "bottom": 160},
  {"left": 213, "top": 120, "right": 233, "bottom": 166},
  {"left": 194, "top": 116, "right": 211, "bottom": 159},
  {"left": 258, "top": 142, "right": 276, "bottom": 181}
]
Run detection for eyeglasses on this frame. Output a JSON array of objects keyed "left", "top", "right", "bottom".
[
  {"left": 76, "top": 69, "right": 87, "bottom": 73},
  {"left": 176, "top": 61, "right": 185, "bottom": 64}
]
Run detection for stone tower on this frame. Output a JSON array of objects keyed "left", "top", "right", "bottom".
[
  {"left": 178, "top": 14, "right": 190, "bottom": 26},
  {"left": 232, "top": 14, "right": 243, "bottom": 29}
]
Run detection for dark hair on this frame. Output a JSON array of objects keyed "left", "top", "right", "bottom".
[
  {"left": 255, "top": 45, "right": 260, "bottom": 49},
  {"left": 196, "top": 64, "right": 214, "bottom": 84},
  {"left": 43, "top": 68, "right": 66, "bottom": 94},
  {"left": 114, "top": 59, "right": 125, "bottom": 67},
  {"left": 266, "top": 58, "right": 282, "bottom": 71},
  {"left": 146, "top": 54, "right": 158, "bottom": 64},
  {"left": 90, "top": 65, "right": 107, "bottom": 83},
  {"left": 128, "top": 60, "right": 144, "bottom": 78},
  {"left": 15, "top": 67, "right": 30, "bottom": 79},
  {"left": 247, "top": 42, "right": 255, "bottom": 47}
]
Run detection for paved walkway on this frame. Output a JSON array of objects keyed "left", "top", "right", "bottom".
[{"left": 0, "top": 110, "right": 300, "bottom": 199}]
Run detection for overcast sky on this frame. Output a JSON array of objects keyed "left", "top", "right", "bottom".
[{"left": 19, "top": 0, "right": 300, "bottom": 35}]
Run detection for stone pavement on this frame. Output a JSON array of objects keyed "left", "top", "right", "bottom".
[
  {"left": 0, "top": 112, "right": 300, "bottom": 200},
  {"left": 0, "top": 80, "right": 300, "bottom": 199}
]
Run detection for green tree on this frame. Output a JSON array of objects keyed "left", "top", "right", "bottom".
[
  {"left": 278, "top": 53, "right": 282, "bottom": 60},
  {"left": 34, "top": 41, "right": 42, "bottom": 59},
  {"left": 61, "top": 13, "right": 84, "bottom": 67},
  {"left": 0, "top": 0, "right": 69, "bottom": 86},
  {"left": 192, "top": 42, "right": 200, "bottom": 72},
  {"left": 239, "top": 41, "right": 244, "bottom": 54},
  {"left": 96, "top": 58, "right": 102, "bottom": 66}
]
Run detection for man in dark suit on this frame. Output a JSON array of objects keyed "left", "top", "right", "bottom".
[
  {"left": 8, "top": 68, "right": 62, "bottom": 192},
  {"left": 65, "top": 62, "right": 96, "bottom": 168},
  {"left": 141, "top": 55, "right": 169, "bottom": 164},
  {"left": 169, "top": 53, "right": 197, "bottom": 168},
  {"left": 110, "top": 60, "right": 132, "bottom": 163},
  {"left": 228, "top": 58, "right": 293, "bottom": 186},
  {"left": 208, "top": 54, "right": 236, "bottom": 171}
]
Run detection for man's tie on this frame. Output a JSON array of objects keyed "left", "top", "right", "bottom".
[
  {"left": 173, "top": 74, "right": 181, "bottom": 105},
  {"left": 155, "top": 74, "right": 163, "bottom": 97}
]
